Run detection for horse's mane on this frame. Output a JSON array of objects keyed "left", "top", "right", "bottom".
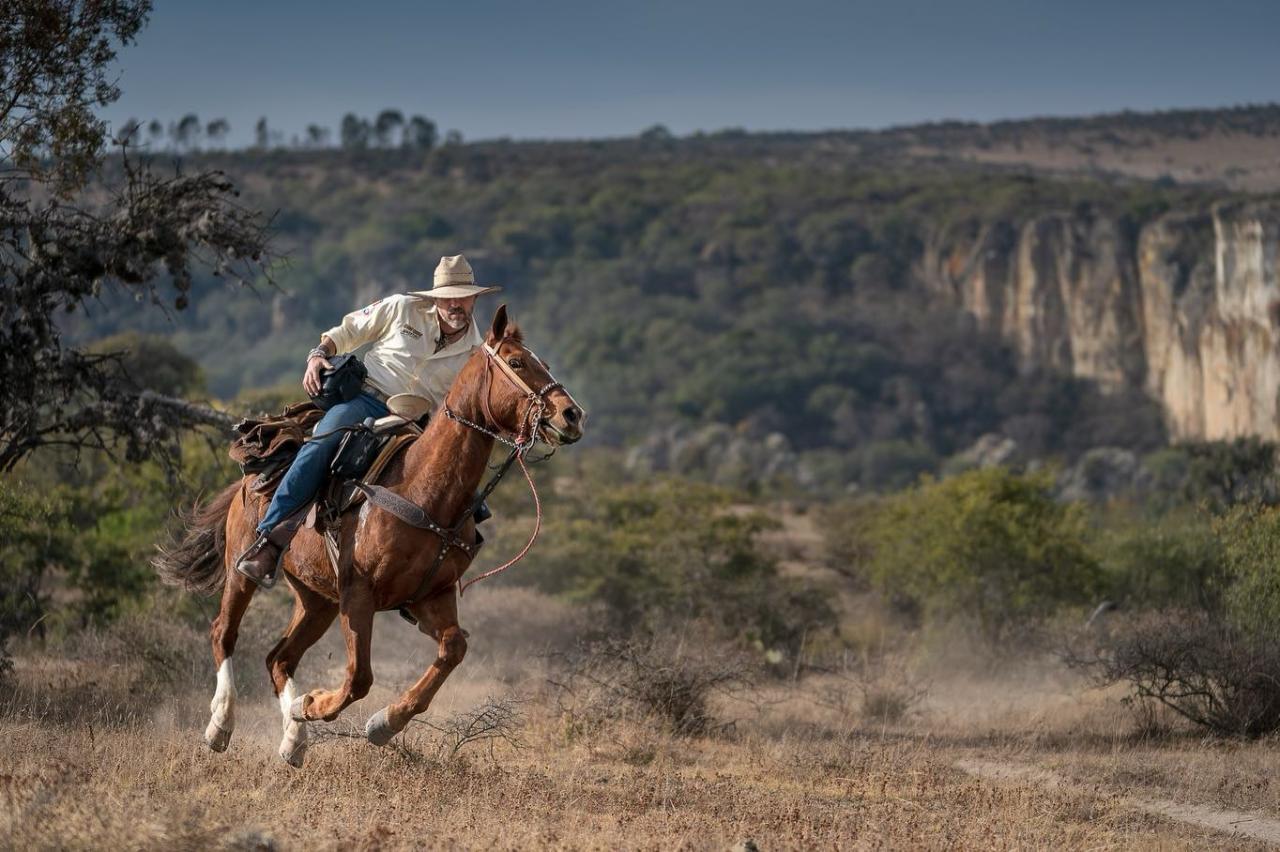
[{"left": 503, "top": 323, "right": 524, "bottom": 345}]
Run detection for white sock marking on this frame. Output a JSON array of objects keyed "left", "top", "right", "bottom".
[
  {"left": 209, "top": 657, "right": 235, "bottom": 732},
  {"left": 278, "top": 676, "right": 307, "bottom": 762}
]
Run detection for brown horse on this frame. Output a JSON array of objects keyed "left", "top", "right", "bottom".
[{"left": 156, "top": 305, "right": 584, "bottom": 767}]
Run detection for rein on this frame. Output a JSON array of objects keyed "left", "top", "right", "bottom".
[
  {"left": 446, "top": 341, "right": 562, "bottom": 595},
  {"left": 457, "top": 451, "right": 542, "bottom": 596}
]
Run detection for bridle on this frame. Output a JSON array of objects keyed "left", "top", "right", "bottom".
[
  {"left": 444, "top": 340, "right": 564, "bottom": 454},
  {"left": 432, "top": 339, "right": 567, "bottom": 596}
]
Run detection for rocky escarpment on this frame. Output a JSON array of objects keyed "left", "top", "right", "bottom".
[{"left": 923, "top": 201, "right": 1280, "bottom": 441}]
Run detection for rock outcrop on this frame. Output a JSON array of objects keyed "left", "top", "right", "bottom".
[{"left": 923, "top": 202, "right": 1280, "bottom": 441}]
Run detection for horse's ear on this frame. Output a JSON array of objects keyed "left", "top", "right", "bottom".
[{"left": 487, "top": 304, "right": 509, "bottom": 346}]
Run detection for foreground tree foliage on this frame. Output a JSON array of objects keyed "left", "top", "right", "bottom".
[
  {"left": 1, "top": 420, "right": 234, "bottom": 639},
  {"left": 0, "top": 0, "right": 270, "bottom": 471}
]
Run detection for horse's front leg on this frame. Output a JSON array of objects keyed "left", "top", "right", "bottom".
[
  {"left": 366, "top": 590, "right": 466, "bottom": 746},
  {"left": 206, "top": 557, "right": 259, "bottom": 751},
  {"left": 290, "top": 582, "right": 375, "bottom": 723}
]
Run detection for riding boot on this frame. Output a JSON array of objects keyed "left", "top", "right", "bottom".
[{"left": 233, "top": 524, "right": 300, "bottom": 589}]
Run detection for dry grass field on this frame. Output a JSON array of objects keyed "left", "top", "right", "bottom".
[{"left": 5, "top": 580, "right": 1280, "bottom": 851}]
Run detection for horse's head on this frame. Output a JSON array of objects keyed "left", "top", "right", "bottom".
[{"left": 461, "top": 304, "right": 585, "bottom": 447}]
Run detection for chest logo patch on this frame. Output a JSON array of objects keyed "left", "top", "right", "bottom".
[{"left": 399, "top": 323, "right": 423, "bottom": 339}]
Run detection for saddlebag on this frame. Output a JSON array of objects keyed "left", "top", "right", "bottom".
[{"left": 329, "top": 422, "right": 391, "bottom": 481}]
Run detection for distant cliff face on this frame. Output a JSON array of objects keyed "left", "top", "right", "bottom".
[{"left": 923, "top": 202, "right": 1280, "bottom": 441}]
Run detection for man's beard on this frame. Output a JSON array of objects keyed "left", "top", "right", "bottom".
[{"left": 442, "top": 308, "right": 470, "bottom": 330}]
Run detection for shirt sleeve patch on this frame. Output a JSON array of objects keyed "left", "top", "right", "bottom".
[{"left": 360, "top": 298, "right": 384, "bottom": 316}]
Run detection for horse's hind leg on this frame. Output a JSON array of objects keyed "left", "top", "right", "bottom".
[
  {"left": 206, "top": 570, "right": 257, "bottom": 751},
  {"left": 366, "top": 590, "right": 466, "bottom": 746},
  {"left": 265, "top": 579, "right": 338, "bottom": 767}
]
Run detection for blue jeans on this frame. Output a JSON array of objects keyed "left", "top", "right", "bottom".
[{"left": 257, "top": 393, "right": 389, "bottom": 533}]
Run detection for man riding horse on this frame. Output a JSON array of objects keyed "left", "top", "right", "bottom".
[
  {"left": 156, "top": 288, "right": 582, "bottom": 764},
  {"left": 233, "top": 254, "right": 500, "bottom": 587}
]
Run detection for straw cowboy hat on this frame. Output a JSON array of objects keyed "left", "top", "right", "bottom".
[{"left": 409, "top": 254, "right": 503, "bottom": 299}]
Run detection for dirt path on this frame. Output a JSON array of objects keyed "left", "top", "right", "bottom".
[{"left": 956, "top": 758, "right": 1280, "bottom": 846}]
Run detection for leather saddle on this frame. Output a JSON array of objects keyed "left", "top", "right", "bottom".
[
  {"left": 311, "top": 412, "right": 422, "bottom": 531},
  {"left": 246, "top": 407, "right": 422, "bottom": 525}
]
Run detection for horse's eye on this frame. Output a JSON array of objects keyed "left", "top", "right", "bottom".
[{"left": 508, "top": 358, "right": 523, "bottom": 369}]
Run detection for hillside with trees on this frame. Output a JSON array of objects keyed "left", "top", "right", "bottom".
[{"left": 64, "top": 116, "right": 1278, "bottom": 488}]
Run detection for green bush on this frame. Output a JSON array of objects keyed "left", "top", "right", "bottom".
[
  {"left": 817, "top": 497, "right": 876, "bottom": 588},
  {"left": 86, "top": 332, "right": 205, "bottom": 398},
  {"left": 1213, "top": 504, "right": 1280, "bottom": 633},
  {"left": 1094, "top": 511, "right": 1222, "bottom": 611},
  {"left": 863, "top": 467, "right": 1100, "bottom": 640},
  {"left": 857, "top": 440, "right": 938, "bottom": 492},
  {"left": 1166, "top": 439, "right": 1280, "bottom": 511},
  {"left": 0, "top": 484, "right": 64, "bottom": 672},
  {"left": 1, "top": 435, "right": 237, "bottom": 637},
  {"left": 1068, "top": 502, "right": 1280, "bottom": 738},
  {"left": 510, "top": 477, "right": 834, "bottom": 654}
]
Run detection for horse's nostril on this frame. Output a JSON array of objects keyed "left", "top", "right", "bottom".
[{"left": 563, "top": 406, "right": 580, "bottom": 425}]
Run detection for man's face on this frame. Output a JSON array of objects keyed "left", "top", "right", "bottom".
[{"left": 435, "top": 296, "right": 477, "bottom": 331}]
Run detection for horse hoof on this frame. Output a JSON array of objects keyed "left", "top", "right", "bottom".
[
  {"left": 365, "top": 708, "right": 397, "bottom": 747},
  {"left": 279, "top": 738, "right": 307, "bottom": 768},
  {"left": 289, "top": 695, "right": 308, "bottom": 722},
  {"left": 205, "top": 720, "right": 232, "bottom": 752}
]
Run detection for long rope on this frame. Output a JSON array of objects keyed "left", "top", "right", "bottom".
[{"left": 458, "top": 451, "right": 542, "bottom": 596}]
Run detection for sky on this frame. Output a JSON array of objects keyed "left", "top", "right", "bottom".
[{"left": 102, "top": 0, "right": 1280, "bottom": 147}]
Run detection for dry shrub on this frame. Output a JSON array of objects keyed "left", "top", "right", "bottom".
[
  {"left": 813, "top": 652, "right": 929, "bottom": 725},
  {"left": 1121, "top": 693, "right": 1182, "bottom": 740},
  {"left": 459, "top": 585, "right": 594, "bottom": 679},
  {"left": 413, "top": 694, "right": 527, "bottom": 760},
  {"left": 312, "top": 694, "right": 526, "bottom": 765},
  {"left": 549, "top": 635, "right": 752, "bottom": 736},
  {"left": 1, "top": 603, "right": 214, "bottom": 727},
  {"left": 58, "top": 606, "right": 204, "bottom": 679},
  {"left": 0, "top": 640, "right": 13, "bottom": 685},
  {"left": 1065, "top": 611, "right": 1280, "bottom": 737}
]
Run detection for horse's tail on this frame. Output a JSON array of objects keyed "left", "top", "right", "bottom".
[{"left": 153, "top": 482, "right": 240, "bottom": 595}]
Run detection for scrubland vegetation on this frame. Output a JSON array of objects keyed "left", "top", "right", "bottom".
[
  {"left": 9, "top": 425, "right": 1280, "bottom": 847},
  {"left": 69, "top": 140, "right": 1231, "bottom": 480}
]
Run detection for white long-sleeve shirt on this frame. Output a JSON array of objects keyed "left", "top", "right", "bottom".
[{"left": 322, "top": 295, "right": 484, "bottom": 410}]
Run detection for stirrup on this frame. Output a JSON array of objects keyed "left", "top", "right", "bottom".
[{"left": 234, "top": 532, "right": 282, "bottom": 589}]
